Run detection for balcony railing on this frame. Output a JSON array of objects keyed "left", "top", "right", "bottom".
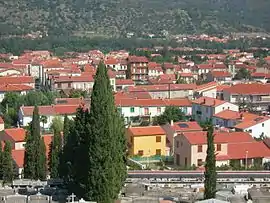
[{"left": 131, "top": 155, "right": 174, "bottom": 163}]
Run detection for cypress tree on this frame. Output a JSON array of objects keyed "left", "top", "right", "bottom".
[
  {"left": 49, "top": 129, "right": 62, "bottom": 178},
  {"left": 59, "top": 115, "right": 71, "bottom": 179},
  {"left": 2, "top": 141, "right": 13, "bottom": 184},
  {"left": 0, "top": 141, "right": 3, "bottom": 179},
  {"left": 24, "top": 106, "right": 47, "bottom": 180},
  {"left": 82, "top": 62, "right": 127, "bottom": 202},
  {"left": 204, "top": 124, "right": 217, "bottom": 199}
]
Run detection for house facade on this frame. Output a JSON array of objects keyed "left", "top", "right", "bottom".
[{"left": 126, "top": 126, "right": 167, "bottom": 157}]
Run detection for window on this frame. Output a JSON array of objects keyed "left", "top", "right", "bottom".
[
  {"left": 185, "top": 157, "right": 188, "bottom": 166},
  {"left": 197, "top": 159, "right": 203, "bottom": 166},
  {"left": 156, "top": 149, "right": 161, "bottom": 156},
  {"left": 130, "top": 107, "right": 135, "bottom": 113},
  {"left": 197, "top": 145, "right": 203, "bottom": 153},
  {"left": 57, "top": 83, "right": 61, "bottom": 88},
  {"left": 68, "top": 83, "right": 71, "bottom": 88},
  {"left": 144, "top": 107, "right": 149, "bottom": 115},
  {"left": 138, "top": 150, "right": 144, "bottom": 156},
  {"left": 249, "top": 129, "right": 252, "bottom": 133},
  {"left": 156, "top": 136, "right": 161, "bottom": 142},
  {"left": 262, "top": 123, "right": 264, "bottom": 127},
  {"left": 217, "top": 144, "right": 221, "bottom": 151},
  {"left": 176, "top": 141, "right": 179, "bottom": 148},
  {"left": 157, "top": 107, "right": 161, "bottom": 113},
  {"left": 222, "top": 107, "right": 225, "bottom": 110}
]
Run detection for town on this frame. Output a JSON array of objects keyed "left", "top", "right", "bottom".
[{"left": 0, "top": 45, "right": 270, "bottom": 203}]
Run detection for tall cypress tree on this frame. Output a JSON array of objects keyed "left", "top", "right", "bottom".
[
  {"left": 59, "top": 115, "right": 71, "bottom": 179},
  {"left": 204, "top": 124, "right": 217, "bottom": 199},
  {"left": 49, "top": 128, "right": 62, "bottom": 178},
  {"left": 0, "top": 141, "right": 3, "bottom": 179},
  {"left": 81, "top": 62, "right": 127, "bottom": 202},
  {"left": 24, "top": 106, "right": 47, "bottom": 180},
  {"left": 2, "top": 141, "right": 13, "bottom": 184}
]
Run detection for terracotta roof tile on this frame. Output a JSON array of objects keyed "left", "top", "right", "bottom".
[
  {"left": 53, "top": 75, "right": 94, "bottom": 83},
  {"left": 12, "top": 149, "right": 25, "bottom": 168},
  {"left": 0, "top": 84, "right": 33, "bottom": 92},
  {"left": 4, "top": 128, "right": 26, "bottom": 142},
  {"left": 173, "top": 121, "right": 202, "bottom": 132},
  {"left": 128, "top": 126, "right": 165, "bottom": 136},
  {"left": 228, "top": 142, "right": 270, "bottom": 159},
  {"left": 128, "top": 56, "right": 148, "bottom": 63},
  {"left": 210, "top": 71, "right": 231, "bottom": 78},
  {"left": 183, "top": 131, "right": 254, "bottom": 145},
  {"left": 224, "top": 83, "right": 270, "bottom": 95},
  {"left": 234, "top": 116, "right": 270, "bottom": 129},
  {"left": 21, "top": 105, "right": 80, "bottom": 116},
  {"left": 116, "top": 79, "right": 134, "bottom": 85},
  {"left": 192, "top": 96, "right": 226, "bottom": 107},
  {"left": 0, "top": 76, "right": 34, "bottom": 85}
]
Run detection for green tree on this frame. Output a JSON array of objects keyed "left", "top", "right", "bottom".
[
  {"left": 50, "top": 116, "right": 64, "bottom": 133},
  {"left": 24, "top": 106, "right": 47, "bottom": 180},
  {"left": 81, "top": 62, "right": 127, "bottom": 202},
  {"left": 155, "top": 106, "right": 186, "bottom": 125},
  {"left": 69, "top": 89, "right": 87, "bottom": 98},
  {"left": 59, "top": 115, "right": 72, "bottom": 179},
  {"left": 2, "top": 141, "right": 13, "bottom": 184},
  {"left": 49, "top": 128, "right": 62, "bottom": 178},
  {"left": 234, "top": 68, "right": 251, "bottom": 80},
  {"left": 23, "top": 91, "right": 50, "bottom": 106},
  {"left": 204, "top": 124, "right": 217, "bottom": 199},
  {"left": 0, "top": 141, "right": 3, "bottom": 179}
]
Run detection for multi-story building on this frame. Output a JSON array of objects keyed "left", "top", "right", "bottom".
[
  {"left": 126, "top": 126, "right": 167, "bottom": 157},
  {"left": 192, "top": 96, "right": 239, "bottom": 122},
  {"left": 174, "top": 131, "right": 270, "bottom": 167},
  {"left": 223, "top": 83, "right": 270, "bottom": 111},
  {"left": 127, "top": 56, "right": 149, "bottom": 82}
]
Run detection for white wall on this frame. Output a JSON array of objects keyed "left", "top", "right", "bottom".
[
  {"left": 243, "top": 119, "right": 270, "bottom": 138},
  {"left": 15, "top": 142, "right": 26, "bottom": 150}
]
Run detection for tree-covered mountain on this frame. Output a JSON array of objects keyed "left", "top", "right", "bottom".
[{"left": 1, "top": 0, "right": 270, "bottom": 37}]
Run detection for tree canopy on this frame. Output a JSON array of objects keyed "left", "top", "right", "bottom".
[{"left": 155, "top": 106, "right": 186, "bottom": 125}]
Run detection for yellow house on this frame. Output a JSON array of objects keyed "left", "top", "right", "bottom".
[{"left": 126, "top": 126, "right": 166, "bottom": 157}]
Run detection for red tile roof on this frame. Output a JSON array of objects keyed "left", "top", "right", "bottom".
[
  {"left": 0, "top": 76, "right": 34, "bottom": 85},
  {"left": 4, "top": 128, "right": 26, "bottom": 142},
  {"left": 214, "top": 110, "right": 240, "bottom": 120},
  {"left": 195, "top": 82, "right": 217, "bottom": 91},
  {"left": 116, "top": 79, "right": 134, "bottom": 86},
  {"left": 234, "top": 116, "right": 270, "bottom": 129},
  {"left": 183, "top": 131, "right": 254, "bottom": 145},
  {"left": 224, "top": 83, "right": 270, "bottom": 95},
  {"left": 210, "top": 71, "right": 231, "bottom": 78},
  {"left": 12, "top": 149, "right": 25, "bottom": 168},
  {"left": 115, "top": 98, "right": 191, "bottom": 107},
  {"left": 128, "top": 56, "right": 148, "bottom": 63},
  {"left": 53, "top": 75, "right": 94, "bottom": 83},
  {"left": 0, "top": 84, "right": 33, "bottom": 92},
  {"left": 128, "top": 84, "right": 197, "bottom": 92},
  {"left": 173, "top": 121, "right": 202, "bottom": 132},
  {"left": 216, "top": 84, "right": 230, "bottom": 92},
  {"left": 21, "top": 105, "right": 81, "bottom": 116},
  {"left": 128, "top": 126, "right": 165, "bottom": 136},
  {"left": 105, "top": 58, "right": 119, "bottom": 65},
  {"left": 192, "top": 96, "right": 226, "bottom": 107},
  {"left": 43, "top": 134, "right": 53, "bottom": 158},
  {"left": 228, "top": 142, "right": 270, "bottom": 159}
]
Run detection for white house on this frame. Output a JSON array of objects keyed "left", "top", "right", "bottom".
[
  {"left": 223, "top": 83, "right": 270, "bottom": 112},
  {"left": 192, "top": 96, "right": 239, "bottom": 123},
  {"left": 115, "top": 98, "right": 192, "bottom": 125},
  {"left": 18, "top": 104, "right": 82, "bottom": 128},
  {"left": 213, "top": 110, "right": 270, "bottom": 138}
]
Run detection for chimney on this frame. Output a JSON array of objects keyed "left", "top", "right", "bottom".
[
  {"left": 203, "top": 98, "right": 206, "bottom": 104},
  {"left": 170, "top": 120, "right": 174, "bottom": 126},
  {"left": 240, "top": 113, "right": 244, "bottom": 120}
]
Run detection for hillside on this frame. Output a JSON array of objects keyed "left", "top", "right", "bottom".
[{"left": 1, "top": 0, "right": 270, "bottom": 37}]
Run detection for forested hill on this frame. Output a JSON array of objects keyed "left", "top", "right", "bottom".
[{"left": 1, "top": 0, "right": 270, "bottom": 37}]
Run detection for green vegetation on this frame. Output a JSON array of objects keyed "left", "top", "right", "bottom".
[
  {"left": 154, "top": 106, "right": 186, "bottom": 125},
  {"left": 48, "top": 128, "right": 62, "bottom": 178},
  {"left": 1, "top": 90, "right": 59, "bottom": 128},
  {"left": 234, "top": 68, "right": 251, "bottom": 80},
  {"left": 204, "top": 124, "right": 217, "bottom": 200},
  {"left": 1, "top": 141, "right": 13, "bottom": 184},
  {"left": 60, "top": 62, "right": 126, "bottom": 201},
  {"left": 1, "top": 0, "right": 270, "bottom": 36},
  {"left": 23, "top": 106, "right": 47, "bottom": 180}
]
